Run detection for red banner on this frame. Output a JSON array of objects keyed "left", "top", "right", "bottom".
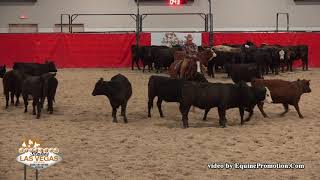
[
  {"left": 202, "top": 32, "right": 320, "bottom": 68},
  {"left": 0, "top": 32, "right": 319, "bottom": 68},
  {"left": 0, "top": 33, "right": 150, "bottom": 68}
]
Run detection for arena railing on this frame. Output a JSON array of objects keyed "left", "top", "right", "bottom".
[
  {"left": 69, "top": 13, "right": 138, "bottom": 33},
  {"left": 140, "top": 13, "right": 209, "bottom": 32},
  {"left": 276, "top": 12, "right": 290, "bottom": 32},
  {"left": 60, "top": 14, "right": 71, "bottom": 33}
]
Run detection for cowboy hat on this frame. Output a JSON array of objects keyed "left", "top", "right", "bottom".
[{"left": 184, "top": 34, "right": 193, "bottom": 41}]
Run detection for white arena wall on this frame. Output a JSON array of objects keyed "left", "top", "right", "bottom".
[{"left": 0, "top": 0, "right": 320, "bottom": 33}]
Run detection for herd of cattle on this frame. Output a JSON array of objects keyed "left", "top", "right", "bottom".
[
  {"left": 0, "top": 62, "right": 58, "bottom": 119},
  {"left": 0, "top": 40, "right": 312, "bottom": 128},
  {"left": 147, "top": 75, "right": 310, "bottom": 128},
  {"left": 131, "top": 41, "right": 309, "bottom": 80}
]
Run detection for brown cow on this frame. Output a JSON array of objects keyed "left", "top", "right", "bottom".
[{"left": 251, "top": 79, "right": 311, "bottom": 118}]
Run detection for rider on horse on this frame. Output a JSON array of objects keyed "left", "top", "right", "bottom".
[
  {"left": 174, "top": 34, "right": 198, "bottom": 71},
  {"left": 183, "top": 34, "right": 198, "bottom": 58}
]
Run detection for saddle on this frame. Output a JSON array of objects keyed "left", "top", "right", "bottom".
[{"left": 170, "top": 54, "right": 203, "bottom": 80}]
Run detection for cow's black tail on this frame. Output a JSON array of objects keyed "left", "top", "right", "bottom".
[
  {"left": 41, "top": 79, "right": 49, "bottom": 108},
  {"left": 40, "top": 73, "right": 56, "bottom": 107},
  {"left": 52, "top": 80, "right": 58, "bottom": 103},
  {"left": 147, "top": 77, "right": 155, "bottom": 110}
]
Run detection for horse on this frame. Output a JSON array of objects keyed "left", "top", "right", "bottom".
[{"left": 169, "top": 48, "right": 216, "bottom": 80}]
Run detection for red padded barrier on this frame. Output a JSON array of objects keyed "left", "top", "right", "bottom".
[
  {"left": 0, "top": 33, "right": 151, "bottom": 68},
  {"left": 202, "top": 32, "right": 320, "bottom": 68},
  {"left": 0, "top": 32, "right": 319, "bottom": 68}
]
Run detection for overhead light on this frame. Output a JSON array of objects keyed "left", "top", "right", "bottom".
[{"left": 19, "top": 15, "right": 27, "bottom": 19}]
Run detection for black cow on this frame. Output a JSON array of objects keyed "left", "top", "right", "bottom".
[
  {"left": 240, "top": 41, "right": 258, "bottom": 64},
  {"left": 0, "top": 65, "right": 6, "bottom": 78},
  {"left": 22, "top": 73, "right": 57, "bottom": 119},
  {"left": 2, "top": 70, "right": 24, "bottom": 108},
  {"left": 179, "top": 81, "right": 272, "bottom": 128},
  {"left": 141, "top": 46, "right": 168, "bottom": 72},
  {"left": 216, "top": 41, "right": 257, "bottom": 64},
  {"left": 131, "top": 45, "right": 141, "bottom": 70},
  {"left": 207, "top": 50, "right": 241, "bottom": 77},
  {"left": 286, "top": 45, "right": 309, "bottom": 71},
  {"left": 193, "top": 72, "right": 209, "bottom": 83},
  {"left": 259, "top": 45, "right": 287, "bottom": 74},
  {"left": 139, "top": 46, "right": 155, "bottom": 72},
  {"left": 222, "top": 44, "right": 242, "bottom": 48},
  {"left": 207, "top": 42, "right": 257, "bottom": 78},
  {"left": 295, "top": 45, "right": 309, "bottom": 71},
  {"left": 225, "top": 63, "right": 262, "bottom": 83},
  {"left": 131, "top": 45, "right": 169, "bottom": 72},
  {"left": 92, "top": 74, "right": 132, "bottom": 123},
  {"left": 252, "top": 47, "right": 273, "bottom": 75},
  {"left": 148, "top": 76, "right": 183, "bottom": 118},
  {"left": 13, "top": 61, "right": 57, "bottom": 76},
  {"left": 148, "top": 73, "right": 208, "bottom": 118},
  {"left": 154, "top": 46, "right": 182, "bottom": 73},
  {"left": 45, "top": 75, "right": 58, "bottom": 114},
  {"left": 237, "top": 46, "right": 273, "bottom": 75}
]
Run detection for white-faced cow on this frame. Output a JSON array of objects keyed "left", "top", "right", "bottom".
[{"left": 251, "top": 79, "right": 311, "bottom": 118}]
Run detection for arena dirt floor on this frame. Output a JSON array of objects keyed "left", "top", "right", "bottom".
[{"left": 0, "top": 68, "right": 319, "bottom": 180}]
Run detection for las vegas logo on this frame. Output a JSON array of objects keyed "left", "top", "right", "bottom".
[{"left": 16, "top": 139, "right": 62, "bottom": 170}]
